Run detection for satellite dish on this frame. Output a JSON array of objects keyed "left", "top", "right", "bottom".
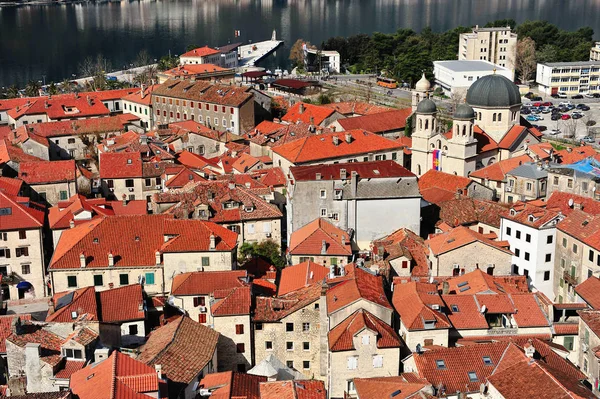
[
  {"left": 593, "top": 187, "right": 597, "bottom": 192},
  {"left": 480, "top": 305, "right": 487, "bottom": 313},
  {"left": 568, "top": 198, "right": 574, "bottom": 207}
]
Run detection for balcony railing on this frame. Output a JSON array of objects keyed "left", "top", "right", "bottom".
[{"left": 564, "top": 270, "right": 579, "bottom": 286}]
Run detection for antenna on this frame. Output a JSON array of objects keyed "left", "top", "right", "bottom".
[{"left": 480, "top": 305, "right": 487, "bottom": 313}]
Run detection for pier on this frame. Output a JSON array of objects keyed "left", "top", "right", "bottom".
[{"left": 239, "top": 30, "right": 284, "bottom": 67}]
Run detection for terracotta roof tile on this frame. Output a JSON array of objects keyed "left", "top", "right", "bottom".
[
  {"left": 7, "top": 95, "right": 111, "bottom": 121},
  {"left": 161, "top": 218, "right": 238, "bottom": 252},
  {"left": 417, "top": 170, "right": 473, "bottom": 204},
  {"left": 327, "top": 266, "right": 392, "bottom": 314},
  {"left": 259, "top": 380, "right": 326, "bottom": 399},
  {"left": 336, "top": 109, "right": 412, "bottom": 133},
  {"left": 392, "top": 282, "right": 451, "bottom": 331},
  {"left": 245, "top": 121, "right": 331, "bottom": 148},
  {"left": 0, "top": 177, "right": 23, "bottom": 197},
  {"left": 322, "top": 101, "right": 393, "bottom": 116},
  {"left": 502, "top": 202, "right": 562, "bottom": 229},
  {"left": 272, "top": 129, "right": 403, "bottom": 163},
  {"left": 0, "top": 314, "right": 31, "bottom": 353},
  {"left": 555, "top": 145, "right": 598, "bottom": 164},
  {"left": 438, "top": 198, "right": 509, "bottom": 229},
  {"left": 98, "top": 284, "right": 145, "bottom": 322},
  {"left": 46, "top": 286, "right": 99, "bottom": 322},
  {"left": 17, "top": 114, "right": 138, "bottom": 139},
  {"left": 441, "top": 295, "right": 489, "bottom": 329},
  {"left": 553, "top": 323, "right": 579, "bottom": 335},
  {"left": 353, "top": 375, "right": 429, "bottom": 399},
  {"left": 441, "top": 268, "right": 529, "bottom": 295},
  {"left": 211, "top": 286, "right": 252, "bottom": 316},
  {"left": 546, "top": 191, "right": 600, "bottom": 216},
  {"left": 426, "top": 226, "right": 512, "bottom": 256},
  {"left": 281, "top": 102, "right": 335, "bottom": 125},
  {"left": 470, "top": 154, "right": 533, "bottom": 181},
  {"left": 54, "top": 360, "right": 86, "bottom": 379},
  {"left": 328, "top": 309, "right": 402, "bottom": 351},
  {"left": 71, "top": 350, "right": 158, "bottom": 399},
  {"left": 153, "top": 79, "right": 252, "bottom": 107},
  {"left": 576, "top": 276, "right": 600, "bottom": 309},
  {"left": 19, "top": 160, "right": 76, "bottom": 184},
  {"left": 6, "top": 321, "right": 64, "bottom": 366},
  {"left": 372, "top": 228, "right": 429, "bottom": 277},
  {"left": 138, "top": 315, "right": 218, "bottom": 384},
  {"left": 171, "top": 270, "right": 246, "bottom": 296},
  {"left": 199, "top": 371, "right": 266, "bottom": 399},
  {"left": 278, "top": 261, "right": 330, "bottom": 296},
  {"left": 290, "top": 160, "right": 414, "bottom": 181},
  {"left": 254, "top": 284, "right": 321, "bottom": 322},
  {"left": 0, "top": 191, "right": 44, "bottom": 230},
  {"left": 181, "top": 46, "right": 220, "bottom": 58},
  {"left": 289, "top": 218, "right": 352, "bottom": 256},
  {"left": 100, "top": 151, "right": 143, "bottom": 179},
  {"left": 557, "top": 210, "right": 600, "bottom": 251}
]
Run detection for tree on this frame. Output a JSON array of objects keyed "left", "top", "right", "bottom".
[
  {"left": 47, "top": 82, "right": 59, "bottom": 95},
  {"left": 24, "top": 80, "right": 41, "bottom": 97},
  {"left": 536, "top": 44, "right": 560, "bottom": 63},
  {"left": 135, "top": 49, "right": 152, "bottom": 68},
  {"left": 60, "top": 79, "right": 74, "bottom": 93},
  {"left": 485, "top": 19, "right": 517, "bottom": 29},
  {"left": 157, "top": 54, "right": 179, "bottom": 71},
  {"left": 5, "top": 85, "right": 19, "bottom": 99},
  {"left": 290, "top": 39, "right": 309, "bottom": 69},
  {"left": 516, "top": 37, "right": 537, "bottom": 83},
  {"left": 238, "top": 240, "right": 285, "bottom": 269},
  {"left": 79, "top": 55, "right": 111, "bottom": 91},
  {"left": 186, "top": 44, "right": 199, "bottom": 52}
]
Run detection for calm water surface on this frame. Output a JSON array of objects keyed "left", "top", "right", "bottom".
[{"left": 2, "top": 0, "right": 600, "bottom": 87}]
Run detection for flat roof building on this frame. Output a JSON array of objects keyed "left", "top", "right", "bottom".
[
  {"left": 536, "top": 61, "right": 600, "bottom": 95},
  {"left": 433, "top": 60, "right": 513, "bottom": 95}
]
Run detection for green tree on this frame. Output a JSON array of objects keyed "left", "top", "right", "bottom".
[
  {"left": 186, "top": 44, "right": 199, "bottom": 52},
  {"left": 5, "top": 85, "right": 19, "bottom": 99},
  {"left": 24, "top": 80, "right": 41, "bottom": 97},
  {"left": 484, "top": 19, "right": 517, "bottom": 29},
  {"left": 238, "top": 240, "right": 285, "bottom": 268},
  {"left": 157, "top": 54, "right": 179, "bottom": 71},
  {"left": 290, "top": 39, "right": 310, "bottom": 69},
  {"left": 47, "top": 82, "right": 59, "bottom": 96},
  {"left": 516, "top": 37, "right": 537, "bottom": 83}
]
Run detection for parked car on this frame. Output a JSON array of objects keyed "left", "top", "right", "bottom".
[
  {"left": 551, "top": 93, "right": 560, "bottom": 98},
  {"left": 549, "top": 129, "right": 562, "bottom": 135},
  {"left": 572, "top": 112, "right": 583, "bottom": 119},
  {"left": 532, "top": 102, "right": 542, "bottom": 107},
  {"left": 536, "top": 125, "right": 547, "bottom": 132},
  {"left": 593, "top": 93, "right": 600, "bottom": 98},
  {"left": 526, "top": 115, "right": 540, "bottom": 121},
  {"left": 585, "top": 93, "right": 595, "bottom": 99},
  {"left": 542, "top": 107, "right": 551, "bottom": 114},
  {"left": 559, "top": 101, "right": 573, "bottom": 107},
  {"left": 551, "top": 114, "right": 562, "bottom": 121},
  {"left": 557, "top": 92, "right": 568, "bottom": 98},
  {"left": 532, "top": 96, "right": 543, "bottom": 101},
  {"left": 542, "top": 102, "right": 553, "bottom": 107},
  {"left": 561, "top": 114, "right": 571, "bottom": 120},
  {"left": 524, "top": 92, "right": 535, "bottom": 99},
  {"left": 576, "top": 104, "right": 587, "bottom": 109},
  {"left": 521, "top": 108, "right": 531, "bottom": 115},
  {"left": 582, "top": 136, "right": 595, "bottom": 143},
  {"left": 572, "top": 94, "right": 584, "bottom": 99},
  {"left": 581, "top": 105, "right": 590, "bottom": 111}
]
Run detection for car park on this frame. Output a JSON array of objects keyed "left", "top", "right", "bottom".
[
  {"left": 582, "top": 136, "right": 595, "bottom": 143},
  {"left": 526, "top": 115, "right": 540, "bottom": 121},
  {"left": 557, "top": 92, "right": 568, "bottom": 98},
  {"left": 542, "top": 102, "right": 553, "bottom": 107}
]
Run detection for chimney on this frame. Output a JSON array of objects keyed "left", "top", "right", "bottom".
[
  {"left": 94, "top": 348, "right": 110, "bottom": 362},
  {"left": 442, "top": 281, "right": 450, "bottom": 295},
  {"left": 574, "top": 202, "right": 582, "bottom": 210},
  {"left": 140, "top": 84, "right": 145, "bottom": 99},
  {"left": 140, "top": 135, "right": 148, "bottom": 145},
  {"left": 316, "top": 173, "right": 322, "bottom": 180},
  {"left": 75, "top": 92, "right": 79, "bottom": 99},
  {"left": 80, "top": 252, "right": 86, "bottom": 268},
  {"left": 47, "top": 298, "right": 55, "bottom": 314},
  {"left": 299, "top": 103, "right": 305, "bottom": 114},
  {"left": 10, "top": 317, "right": 22, "bottom": 335},
  {"left": 332, "top": 136, "right": 340, "bottom": 146},
  {"left": 86, "top": 95, "right": 92, "bottom": 106},
  {"left": 351, "top": 171, "right": 358, "bottom": 197},
  {"left": 321, "top": 240, "right": 327, "bottom": 255},
  {"left": 44, "top": 100, "right": 49, "bottom": 109},
  {"left": 345, "top": 133, "right": 352, "bottom": 144},
  {"left": 228, "top": 182, "right": 235, "bottom": 190},
  {"left": 331, "top": 125, "right": 336, "bottom": 132},
  {"left": 329, "top": 264, "right": 336, "bottom": 279},
  {"left": 69, "top": 220, "right": 75, "bottom": 229},
  {"left": 340, "top": 168, "right": 347, "bottom": 180},
  {"left": 567, "top": 147, "right": 572, "bottom": 153},
  {"left": 155, "top": 250, "right": 161, "bottom": 265},
  {"left": 266, "top": 265, "right": 277, "bottom": 283},
  {"left": 38, "top": 89, "right": 44, "bottom": 97},
  {"left": 108, "top": 252, "right": 114, "bottom": 267},
  {"left": 524, "top": 340, "right": 535, "bottom": 358},
  {"left": 339, "top": 260, "right": 346, "bottom": 276},
  {"left": 155, "top": 364, "right": 162, "bottom": 380},
  {"left": 341, "top": 235, "right": 346, "bottom": 246},
  {"left": 122, "top": 194, "right": 128, "bottom": 207},
  {"left": 25, "top": 343, "right": 42, "bottom": 393},
  {"left": 210, "top": 234, "right": 216, "bottom": 250},
  {"left": 455, "top": 189, "right": 461, "bottom": 199}
]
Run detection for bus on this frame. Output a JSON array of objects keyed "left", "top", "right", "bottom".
[{"left": 377, "top": 76, "right": 398, "bottom": 89}]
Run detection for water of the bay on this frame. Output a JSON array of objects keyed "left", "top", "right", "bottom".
[{"left": 2, "top": 0, "right": 600, "bottom": 87}]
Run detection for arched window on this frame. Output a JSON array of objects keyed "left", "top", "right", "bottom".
[
  {"left": 498, "top": 113, "right": 502, "bottom": 122},
  {"left": 425, "top": 119, "right": 429, "bottom": 130},
  {"left": 488, "top": 157, "right": 496, "bottom": 166},
  {"left": 462, "top": 125, "right": 466, "bottom": 136},
  {"left": 430, "top": 143, "right": 435, "bottom": 149},
  {"left": 437, "top": 140, "right": 442, "bottom": 149},
  {"left": 443, "top": 145, "right": 448, "bottom": 151},
  {"left": 432, "top": 119, "right": 436, "bottom": 131},
  {"left": 417, "top": 164, "right": 421, "bottom": 175},
  {"left": 419, "top": 119, "right": 422, "bottom": 130},
  {"left": 493, "top": 113, "right": 497, "bottom": 122}
]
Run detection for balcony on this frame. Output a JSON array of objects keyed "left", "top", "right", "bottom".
[
  {"left": 563, "top": 270, "right": 579, "bottom": 286},
  {"left": 0, "top": 272, "right": 19, "bottom": 285}
]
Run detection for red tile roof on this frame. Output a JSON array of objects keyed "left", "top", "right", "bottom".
[
  {"left": 6, "top": 320, "right": 65, "bottom": 366},
  {"left": 231, "top": 153, "right": 262, "bottom": 173},
  {"left": 49, "top": 215, "right": 237, "bottom": 270},
  {"left": 199, "top": 371, "right": 266, "bottom": 399},
  {"left": 211, "top": 286, "right": 252, "bottom": 316},
  {"left": 557, "top": 210, "right": 600, "bottom": 251},
  {"left": 392, "top": 282, "right": 451, "bottom": 331},
  {"left": 336, "top": 108, "right": 412, "bottom": 134},
  {"left": 99, "top": 284, "right": 145, "bottom": 322},
  {"left": 259, "top": 380, "right": 326, "bottom": 399},
  {"left": 282, "top": 103, "right": 336, "bottom": 125},
  {"left": 545, "top": 191, "right": 600, "bottom": 216},
  {"left": 278, "top": 261, "right": 330, "bottom": 296},
  {"left": 0, "top": 191, "right": 44, "bottom": 230},
  {"left": 46, "top": 286, "right": 99, "bottom": 322},
  {"left": 576, "top": 276, "right": 600, "bottom": 309},
  {"left": 417, "top": 170, "right": 473, "bottom": 204},
  {"left": 441, "top": 268, "right": 529, "bottom": 295},
  {"left": 470, "top": 154, "right": 533, "bottom": 181},
  {"left": 555, "top": 145, "right": 598, "bottom": 165},
  {"left": 153, "top": 80, "right": 252, "bottom": 107},
  {"left": 442, "top": 294, "right": 489, "bottom": 329},
  {"left": 553, "top": 323, "right": 579, "bottom": 335},
  {"left": 353, "top": 375, "right": 429, "bottom": 399},
  {"left": 328, "top": 309, "right": 402, "bottom": 351},
  {"left": 579, "top": 310, "right": 600, "bottom": 337},
  {"left": 16, "top": 114, "right": 138, "bottom": 139},
  {"left": 372, "top": 228, "right": 430, "bottom": 277},
  {"left": 528, "top": 142, "right": 554, "bottom": 161},
  {"left": 327, "top": 266, "right": 392, "bottom": 314},
  {"left": 289, "top": 218, "right": 352, "bottom": 256},
  {"left": 164, "top": 167, "right": 205, "bottom": 189},
  {"left": 322, "top": 101, "right": 393, "bottom": 116},
  {"left": 0, "top": 314, "right": 32, "bottom": 353},
  {"left": 438, "top": 198, "right": 509, "bottom": 229},
  {"left": 0, "top": 139, "right": 43, "bottom": 165},
  {"left": 502, "top": 202, "right": 562, "bottom": 229},
  {"left": 0, "top": 177, "right": 22, "bottom": 197},
  {"left": 181, "top": 46, "right": 220, "bottom": 58},
  {"left": 496, "top": 125, "right": 540, "bottom": 150},
  {"left": 254, "top": 283, "right": 321, "bottom": 322},
  {"left": 290, "top": 160, "right": 414, "bottom": 181},
  {"left": 245, "top": 121, "right": 331, "bottom": 148},
  {"left": 272, "top": 129, "right": 403, "bottom": 163},
  {"left": 99, "top": 151, "right": 143, "bottom": 179},
  {"left": 138, "top": 315, "right": 219, "bottom": 384},
  {"left": 171, "top": 270, "right": 246, "bottom": 296},
  {"left": 71, "top": 350, "right": 158, "bottom": 399},
  {"left": 7, "top": 95, "right": 111, "bottom": 121},
  {"left": 19, "top": 160, "right": 76, "bottom": 184},
  {"left": 426, "top": 226, "right": 512, "bottom": 256},
  {"left": 54, "top": 360, "right": 85, "bottom": 379},
  {"left": 122, "top": 85, "right": 159, "bottom": 106}
]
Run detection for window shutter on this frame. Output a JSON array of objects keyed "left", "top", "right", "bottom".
[
  {"left": 199, "top": 297, "right": 206, "bottom": 306},
  {"left": 193, "top": 297, "right": 199, "bottom": 307},
  {"left": 5, "top": 249, "right": 10, "bottom": 258}
]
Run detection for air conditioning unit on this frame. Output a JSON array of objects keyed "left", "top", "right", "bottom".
[
  {"left": 198, "top": 388, "right": 212, "bottom": 396},
  {"left": 199, "top": 306, "right": 207, "bottom": 313},
  {"left": 505, "top": 186, "right": 512, "bottom": 192},
  {"left": 431, "top": 304, "right": 440, "bottom": 310},
  {"left": 128, "top": 187, "right": 134, "bottom": 192},
  {"left": 327, "top": 213, "right": 334, "bottom": 218},
  {"left": 155, "top": 185, "right": 162, "bottom": 190}
]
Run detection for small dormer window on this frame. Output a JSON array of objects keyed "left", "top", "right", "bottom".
[
  {"left": 528, "top": 215, "right": 535, "bottom": 222},
  {"left": 510, "top": 209, "right": 516, "bottom": 216},
  {"left": 63, "top": 348, "right": 83, "bottom": 359},
  {"left": 424, "top": 320, "right": 436, "bottom": 329},
  {"left": 436, "top": 359, "right": 446, "bottom": 369},
  {"left": 127, "top": 159, "right": 132, "bottom": 165},
  {"left": 93, "top": 238, "right": 99, "bottom": 244},
  {"left": 245, "top": 206, "right": 254, "bottom": 213}
]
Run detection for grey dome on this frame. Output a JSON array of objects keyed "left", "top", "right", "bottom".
[
  {"left": 416, "top": 98, "right": 437, "bottom": 114},
  {"left": 454, "top": 103, "right": 475, "bottom": 120},
  {"left": 466, "top": 74, "right": 521, "bottom": 108}
]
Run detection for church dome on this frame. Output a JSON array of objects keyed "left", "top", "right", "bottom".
[
  {"left": 466, "top": 74, "right": 521, "bottom": 108},
  {"left": 416, "top": 98, "right": 437, "bottom": 114},
  {"left": 415, "top": 73, "right": 431, "bottom": 92},
  {"left": 454, "top": 103, "right": 475, "bottom": 120}
]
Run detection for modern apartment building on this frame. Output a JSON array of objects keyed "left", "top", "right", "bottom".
[
  {"left": 536, "top": 61, "right": 600, "bottom": 95},
  {"left": 458, "top": 26, "right": 517, "bottom": 71},
  {"left": 590, "top": 42, "right": 600, "bottom": 62}
]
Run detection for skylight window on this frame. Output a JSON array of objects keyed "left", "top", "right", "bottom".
[
  {"left": 451, "top": 305, "right": 459, "bottom": 312},
  {"left": 483, "top": 356, "right": 493, "bottom": 366},
  {"left": 457, "top": 281, "right": 468, "bottom": 287},
  {"left": 435, "top": 360, "right": 446, "bottom": 369},
  {"left": 459, "top": 286, "right": 471, "bottom": 292},
  {"left": 468, "top": 371, "right": 478, "bottom": 382}
]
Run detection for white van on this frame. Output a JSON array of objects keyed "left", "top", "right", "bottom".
[{"left": 557, "top": 92, "right": 568, "bottom": 98}]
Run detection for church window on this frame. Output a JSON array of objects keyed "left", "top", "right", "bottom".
[
  {"left": 436, "top": 140, "right": 441, "bottom": 149},
  {"left": 498, "top": 113, "right": 502, "bottom": 122},
  {"left": 493, "top": 113, "right": 497, "bottom": 122},
  {"left": 462, "top": 125, "right": 466, "bottom": 136},
  {"left": 419, "top": 119, "right": 422, "bottom": 130},
  {"left": 425, "top": 119, "right": 429, "bottom": 130}
]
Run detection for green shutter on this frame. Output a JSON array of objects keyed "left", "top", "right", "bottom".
[{"left": 145, "top": 272, "right": 155, "bottom": 285}]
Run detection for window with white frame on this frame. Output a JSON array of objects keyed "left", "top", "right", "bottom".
[
  {"left": 362, "top": 335, "right": 370, "bottom": 345},
  {"left": 347, "top": 356, "right": 358, "bottom": 370},
  {"left": 372, "top": 355, "right": 383, "bottom": 368},
  {"left": 320, "top": 189, "right": 326, "bottom": 199}
]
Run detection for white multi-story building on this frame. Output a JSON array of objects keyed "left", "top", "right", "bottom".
[
  {"left": 500, "top": 203, "right": 563, "bottom": 300},
  {"left": 305, "top": 48, "right": 341, "bottom": 73},
  {"left": 536, "top": 61, "right": 600, "bottom": 96},
  {"left": 590, "top": 42, "right": 600, "bottom": 62},
  {"left": 433, "top": 60, "right": 513, "bottom": 96},
  {"left": 458, "top": 26, "right": 517, "bottom": 71}
]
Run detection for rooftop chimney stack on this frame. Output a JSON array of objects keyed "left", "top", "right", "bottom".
[
  {"left": 332, "top": 136, "right": 340, "bottom": 146},
  {"left": 140, "top": 84, "right": 145, "bottom": 99},
  {"left": 80, "top": 252, "right": 86, "bottom": 268},
  {"left": 299, "top": 103, "right": 305, "bottom": 114},
  {"left": 210, "top": 234, "right": 216, "bottom": 250},
  {"left": 329, "top": 264, "right": 336, "bottom": 279},
  {"left": 155, "top": 364, "right": 162, "bottom": 379},
  {"left": 155, "top": 250, "right": 161, "bottom": 265},
  {"left": 321, "top": 240, "right": 327, "bottom": 255},
  {"left": 69, "top": 220, "right": 75, "bottom": 229},
  {"left": 351, "top": 171, "right": 359, "bottom": 197},
  {"left": 340, "top": 168, "right": 347, "bottom": 180},
  {"left": 345, "top": 133, "right": 352, "bottom": 144},
  {"left": 108, "top": 252, "right": 114, "bottom": 267}
]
